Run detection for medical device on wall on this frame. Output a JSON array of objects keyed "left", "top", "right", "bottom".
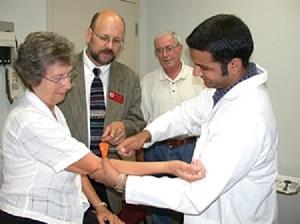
[
  {"left": 0, "top": 21, "right": 24, "bottom": 103},
  {"left": 5, "top": 67, "right": 24, "bottom": 103},
  {"left": 0, "top": 21, "right": 15, "bottom": 65}
]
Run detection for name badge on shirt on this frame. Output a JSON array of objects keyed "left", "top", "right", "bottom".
[{"left": 109, "top": 91, "right": 124, "bottom": 104}]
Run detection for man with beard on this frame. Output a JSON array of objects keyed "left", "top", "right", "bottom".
[{"left": 59, "top": 9, "right": 145, "bottom": 223}]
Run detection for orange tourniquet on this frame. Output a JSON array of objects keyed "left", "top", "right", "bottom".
[{"left": 98, "top": 142, "right": 109, "bottom": 158}]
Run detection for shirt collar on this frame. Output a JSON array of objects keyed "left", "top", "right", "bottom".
[
  {"left": 83, "top": 47, "right": 111, "bottom": 75},
  {"left": 212, "top": 62, "right": 259, "bottom": 106},
  {"left": 159, "top": 60, "right": 187, "bottom": 81},
  {"left": 25, "top": 89, "right": 58, "bottom": 119}
]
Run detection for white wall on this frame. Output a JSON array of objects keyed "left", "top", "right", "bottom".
[
  {"left": 0, "top": 0, "right": 47, "bottom": 139},
  {"left": 0, "top": 0, "right": 47, "bottom": 184},
  {"left": 139, "top": 0, "right": 300, "bottom": 223}
]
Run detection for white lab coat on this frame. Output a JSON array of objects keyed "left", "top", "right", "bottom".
[{"left": 125, "top": 64, "right": 278, "bottom": 224}]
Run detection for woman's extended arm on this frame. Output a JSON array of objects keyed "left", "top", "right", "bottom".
[
  {"left": 66, "top": 152, "right": 101, "bottom": 174},
  {"left": 90, "top": 158, "right": 205, "bottom": 188},
  {"left": 109, "top": 159, "right": 205, "bottom": 181},
  {"left": 89, "top": 159, "right": 205, "bottom": 194}
]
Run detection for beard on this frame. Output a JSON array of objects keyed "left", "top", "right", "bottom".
[{"left": 90, "top": 48, "right": 116, "bottom": 65}]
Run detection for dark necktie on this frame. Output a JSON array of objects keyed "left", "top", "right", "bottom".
[{"left": 90, "top": 68, "right": 106, "bottom": 155}]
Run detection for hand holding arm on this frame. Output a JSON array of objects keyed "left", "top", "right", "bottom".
[{"left": 116, "top": 130, "right": 151, "bottom": 156}]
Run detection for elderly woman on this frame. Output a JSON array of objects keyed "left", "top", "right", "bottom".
[{"left": 0, "top": 32, "right": 204, "bottom": 224}]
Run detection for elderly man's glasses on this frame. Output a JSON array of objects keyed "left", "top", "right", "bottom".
[
  {"left": 155, "top": 44, "right": 178, "bottom": 55},
  {"left": 92, "top": 30, "right": 124, "bottom": 48},
  {"left": 43, "top": 71, "right": 74, "bottom": 84}
]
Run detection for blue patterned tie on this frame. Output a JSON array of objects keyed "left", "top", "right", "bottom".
[{"left": 90, "top": 68, "right": 105, "bottom": 155}]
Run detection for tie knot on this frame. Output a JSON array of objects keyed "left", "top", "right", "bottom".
[{"left": 93, "top": 68, "right": 101, "bottom": 77}]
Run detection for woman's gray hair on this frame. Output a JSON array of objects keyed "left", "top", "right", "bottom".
[{"left": 14, "top": 32, "right": 75, "bottom": 88}]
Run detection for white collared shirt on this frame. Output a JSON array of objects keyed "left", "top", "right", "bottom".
[
  {"left": 0, "top": 90, "right": 90, "bottom": 224},
  {"left": 83, "top": 48, "right": 111, "bottom": 146},
  {"left": 141, "top": 60, "right": 205, "bottom": 123},
  {"left": 83, "top": 48, "right": 111, "bottom": 105}
]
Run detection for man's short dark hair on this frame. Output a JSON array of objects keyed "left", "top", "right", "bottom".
[{"left": 186, "top": 14, "right": 254, "bottom": 70}]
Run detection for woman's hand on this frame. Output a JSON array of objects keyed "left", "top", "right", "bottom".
[
  {"left": 171, "top": 159, "right": 206, "bottom": 182},
  {"left": 95, "top": 206, "right": 125, "bottom": 224}
]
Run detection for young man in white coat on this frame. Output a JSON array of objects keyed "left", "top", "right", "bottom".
[{"left": 91, "top": 14, "right": 278, "bottom": 224}]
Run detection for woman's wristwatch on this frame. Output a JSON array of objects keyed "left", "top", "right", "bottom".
[{"left": 94, "top": 201, "right": 107, "bottom": 209}]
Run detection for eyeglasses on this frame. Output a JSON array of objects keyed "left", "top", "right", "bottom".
[
  {"left": 43, "top": 71, "right": 74, "bottom": 84},
  {"left": 155, "top": 44, "right": 178, "bottom": 55},
  {"left": 92, "top": 30, "right": 124, "bottom": 48}
]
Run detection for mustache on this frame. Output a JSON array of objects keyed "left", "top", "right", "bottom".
[
  {"left": 90, "top": 48, "right": 115, "bottom": 65},
  {"left": 100, "top": 48, "right": 114, "bottom": 55}
]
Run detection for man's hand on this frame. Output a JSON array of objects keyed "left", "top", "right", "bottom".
[
  {"left": 172, "top": 160, "right": 206, "bottom": 182},
  {"left": 102, "top": 121, "right": 126, "bottom": 145},
  {"left": 116, "top": 130, "right": 151, "bottom": 156},
  {"left": 89, "top": 159, "right": 121, "bottom": 188}
]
